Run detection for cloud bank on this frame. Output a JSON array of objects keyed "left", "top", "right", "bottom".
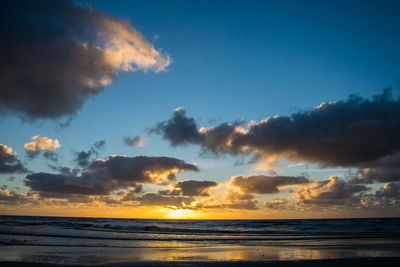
[
  {"left": 0, "top": 0, "right": 170, "bottom": 120},
  {"left": 25, "top": 155, "right": 198, "bottom": 197},
  {"left": 230, "top": 175, "right": 310, "bottom": 194},
  {"left": 295, "top": 176, "right": 368, "bottom": 205},
  {"left": 173, "top": 180, "right": 219, "bottom": 196},
  {"left": 0, "top": 189, "right": 31, "bottom": 204},
  {"left": 152, "top": 90, "right": 400, "bottom": 183}
]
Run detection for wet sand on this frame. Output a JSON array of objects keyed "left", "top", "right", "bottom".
[{"left": 2, "top": 258, "right": 400, "bottom": 267}]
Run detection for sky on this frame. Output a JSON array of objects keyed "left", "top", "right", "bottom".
[{"left": 1, "top": 0, "right": 400, "bottom": 219}]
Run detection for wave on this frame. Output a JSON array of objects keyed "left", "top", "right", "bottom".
[
  {"left": 1, "top": 216, "right": 400, "bottom": 240},
  {"left": 2, "top": 230, "right": 395, "bottom": 242}
]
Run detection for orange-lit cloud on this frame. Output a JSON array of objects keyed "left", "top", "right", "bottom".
[
  {"left": 24, "top": 136, "right": 61, "bottom": 160},
  {"left": 24, "top": 136, "right": 60, "bottom": 152},
  {"left": 294, "top": 176, "right": 368, "bottom": 205},
  {"left": 25, "top": 155, "right": 198, "bottom": 198},
  {"left": 0, "top": 144, "right": 27, "bottom": 173},
  {"left": 100, "top": 16, "right": 170, "bottom": 73},
  {"left": 2, "top": 173, "right": 399, "bottom": 219}
]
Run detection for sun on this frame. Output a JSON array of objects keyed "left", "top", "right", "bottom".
[{"left": 166, "top": 207, "right": 195, "bottom": 219}]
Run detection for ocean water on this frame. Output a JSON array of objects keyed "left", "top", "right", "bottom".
[{"left": 0, "top": 216, "right": 400, "bottom": 264}]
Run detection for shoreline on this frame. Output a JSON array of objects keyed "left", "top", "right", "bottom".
[
  {"left": 1, "top": 214, "right": 399, "bottom": 221},
  {"left": 2, "top": 258, "right": 400, "bottom": 267}
]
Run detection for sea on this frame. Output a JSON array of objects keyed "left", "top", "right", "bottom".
[{"left": 0, "top": 216, "right": 400, "bottom": 264}]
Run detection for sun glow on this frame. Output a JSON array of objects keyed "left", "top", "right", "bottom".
[{"left": 166, "top": 207, "right": 195, "bottom": 219}]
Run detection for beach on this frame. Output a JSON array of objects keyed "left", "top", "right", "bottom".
[
  {"left": 1, "top": 216, "right": 400, "bottom": 266},
  {"left": 2, "top": 258, "right": 400, "bottom": 267}
]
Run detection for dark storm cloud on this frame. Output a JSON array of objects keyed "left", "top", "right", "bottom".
[
  {"left": 295, "top": 176, "right": 368, "bottom": 205},
  {"left": 25, "top": 155, "right": 198, "bottom": 197},
  {"left": 152, "top": 90, "right": 400, "bottom": 182},
  {"left": 124, "top": 136, "right": 144, "bottom": 147},
  {"left": 174, "top": 180, "right": 219, "bottom": 196},
  {"left": 230, "top": 175, "right": 311, "bottom": 194},
  {"left": 0, "top": 144, "right": 27, "bottom": 173},
  {"left": 0, "top": 0, "right": 170, "bottom": 120},
  {"left": 74, "top": 140, "right": 105, "bottom": 167}
]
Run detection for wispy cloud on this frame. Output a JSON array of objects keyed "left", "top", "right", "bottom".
[
  {"left": 124, "top": 136, "right": 144, "bottom": 148},
  {"left": 74, "top": 140, "right": 106, "bottom": 167}
]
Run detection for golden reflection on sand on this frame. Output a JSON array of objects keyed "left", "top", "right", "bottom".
[{"left": 1, "top": 244, "right": 399, "bottom": 264}]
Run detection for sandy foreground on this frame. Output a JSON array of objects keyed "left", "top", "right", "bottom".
[{"left": 2, "top": 258, "right": 400, "bottom": 267}]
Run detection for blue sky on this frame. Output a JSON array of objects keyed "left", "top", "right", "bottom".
[{"left": 1, "top": 0, "right": 400, "bottom": 218}]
